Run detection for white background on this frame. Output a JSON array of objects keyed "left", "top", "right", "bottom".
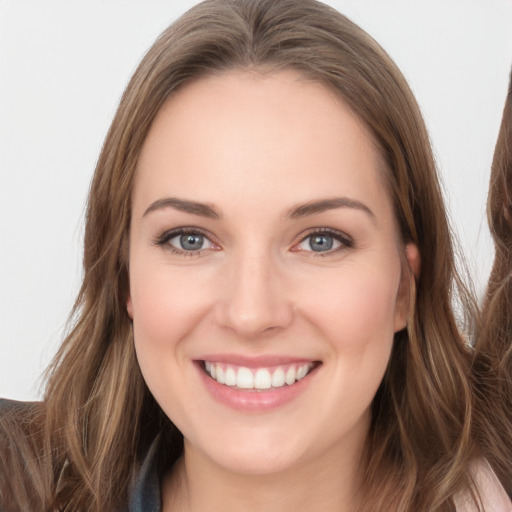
[{"left": 1, "top": 0, "right": 511, "bottom": 401}]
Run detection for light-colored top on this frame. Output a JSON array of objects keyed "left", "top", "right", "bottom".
[{"left": 455, "top": 460, "right": 512, "bottom": 512}]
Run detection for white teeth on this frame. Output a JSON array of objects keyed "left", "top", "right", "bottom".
[
  {"left": 271, "top": 367, "right": 285, "bottom": 388},
  {"left": 225, "top": 367, "right": 237, "bottom": 386},
  {"left": 296, "top": 364, "right": 308, "bottom": 380},
  {"left": 216, "top": 366, "right": 225, "bottom": 384},
  {"left": 237, "top": 367, "right": 254, "bottom": 389},
  {"left": 205, "top": 361, "right": 315, "bottom": 389},
  {"left": 285, "top": 366, "right": 296, "bottom": 385},
  {"left": 254, "top": 369, "right": 272, "bottom": 390}
]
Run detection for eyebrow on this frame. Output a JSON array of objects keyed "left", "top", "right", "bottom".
[
  {"left": 143, "top": 197, "right": 221, "bottom": 219},
  {"left": 142, "top": 196, "right": 374, "bottom": 221},
  {"left": 286, "top": 197, "right": 375, "bottom": 220}
]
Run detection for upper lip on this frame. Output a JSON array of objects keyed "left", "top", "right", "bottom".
[{"left": 197, "top": 354, "right": 320, "bottom": 368}]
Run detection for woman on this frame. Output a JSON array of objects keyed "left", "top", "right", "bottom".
[
  {"left": 472, "top": 68, "right": 512, "bottom": 498},
  {"left": 0, "top": 0, "right": 509, "bottom": 510}
]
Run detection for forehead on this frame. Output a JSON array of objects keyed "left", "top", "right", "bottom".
[{"left": 133, "top": 70, "right": 390, "bottom": 218}]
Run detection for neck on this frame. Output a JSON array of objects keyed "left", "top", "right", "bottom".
[{"left": 162, "top": 434, "right": 365, "bottom": 512}]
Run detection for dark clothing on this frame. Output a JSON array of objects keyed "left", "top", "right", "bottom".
[{"left": 126, "top": 435, "right": 161, "bottom": 512}]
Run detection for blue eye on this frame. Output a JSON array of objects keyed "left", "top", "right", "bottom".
[
  {"left": 156, "top": 229, "right": 215, "bottom": 253},
  {"left": 174, "top": 233, "right": 206, "bottom": 251},
  {"left": 308, "top": 234, "right": 335, "bottom": 252},
  {"left": 296, "top": 229, "right": 351, "bottom": 254}
]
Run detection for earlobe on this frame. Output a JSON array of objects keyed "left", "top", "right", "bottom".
[
  {"left": 126, "top": 294, "right": 134, "bottom": 319},
  {"left": 406, "top": 243, "right": 421, "bottom": 279},
  {"left": 394, "top": 243, "right": 420, "bottom": 332}
]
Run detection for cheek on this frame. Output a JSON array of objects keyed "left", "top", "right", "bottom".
[
  {"left": 286, "top": 264, "right": 401, "bottom": 446},
  {"left": 128, "top": 261, "right": 216, "bottom": 394},
  {"left": 129, "top": 262, "right": 212, "bottom": 344},
  {"left": 301, "top": 263, "right": 400, "bottom": 350},
  {"left": 128, "top": 264, "right": 217, "bottom": 427},
  {"left": 299, "top": 263, "right": 398, "bottom": 410}
]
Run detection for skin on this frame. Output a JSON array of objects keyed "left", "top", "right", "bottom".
[{"left": 127, "top": 70, "right": 419, "bottom": 512}]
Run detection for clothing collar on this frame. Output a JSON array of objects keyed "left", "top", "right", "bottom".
[{"left": 128, "top": 435, "right": 161, "bottom": 512}]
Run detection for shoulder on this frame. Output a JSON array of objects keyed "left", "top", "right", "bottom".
[
  {"left": 0, "top": 398, "right": 41, "bottom": 429},
  {"left": 0, "top": 397, "right": 43, "bottom": 450},
  {"left": 0, "top": 398, "right": 37, "bottom": 415},
  {"left": 0, "top": 398, "right": 45, "bottom": 452},
  {"left": 0, "top": 399, "right": 46, "bottom": 511},
  {"left": 455, "top": 460, "right": 512, "bottom": 512},
  {"left": 0, "top": 397, "right": 44, "bottom": 453}
]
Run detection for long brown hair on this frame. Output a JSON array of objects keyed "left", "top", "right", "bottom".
[
  {"left": 472, "top": 69, "right": 512, "bottom": 497},
  {"left": 0, "top": 1, "right": 480, "bottom": 510}
]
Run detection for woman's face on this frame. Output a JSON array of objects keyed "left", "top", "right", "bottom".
[{"left": 127, "top": 70, "right": 417, "bottom": 476}]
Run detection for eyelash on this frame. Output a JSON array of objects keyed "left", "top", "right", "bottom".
[
  {"left": 294, "top": 228, "right": 353, "bottom": 257},
  {"left": 153, "top": 227, "right": 215, "bottom": 257},
  {"left": 153, "top": 227, "right": 353, "bottom": 256}
]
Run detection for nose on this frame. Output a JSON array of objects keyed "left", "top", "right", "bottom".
[{"left": 215, "top": 251, "right": 294, "bottom": 339}]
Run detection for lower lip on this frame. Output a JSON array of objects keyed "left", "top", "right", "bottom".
[{"left": 197, "top": 363, "right": 317, "bottom": 412}]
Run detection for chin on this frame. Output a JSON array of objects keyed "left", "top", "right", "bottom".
[
  {"left": 211, "top": 448, "right": 302, "bottom": 476},
  {"left": 187, "top": 427, "right": 309, "bottom": 476}
]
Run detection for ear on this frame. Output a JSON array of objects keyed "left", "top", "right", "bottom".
[
  {"left": 405, "top": 242, "right": 420, "bottom": 279},
  {"left": 126, "top": 293, "right": 134, "bottom": 320},
  {"left": 394, "top": 243, "right": 420, "bottom": 332},
  {"left": 120, "top": 237, "right": 134, "bottom": 320}
]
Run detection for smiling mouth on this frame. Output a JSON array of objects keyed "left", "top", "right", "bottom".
[{"left": 202, "top": 361, "right": 320, "bottom": 391}]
